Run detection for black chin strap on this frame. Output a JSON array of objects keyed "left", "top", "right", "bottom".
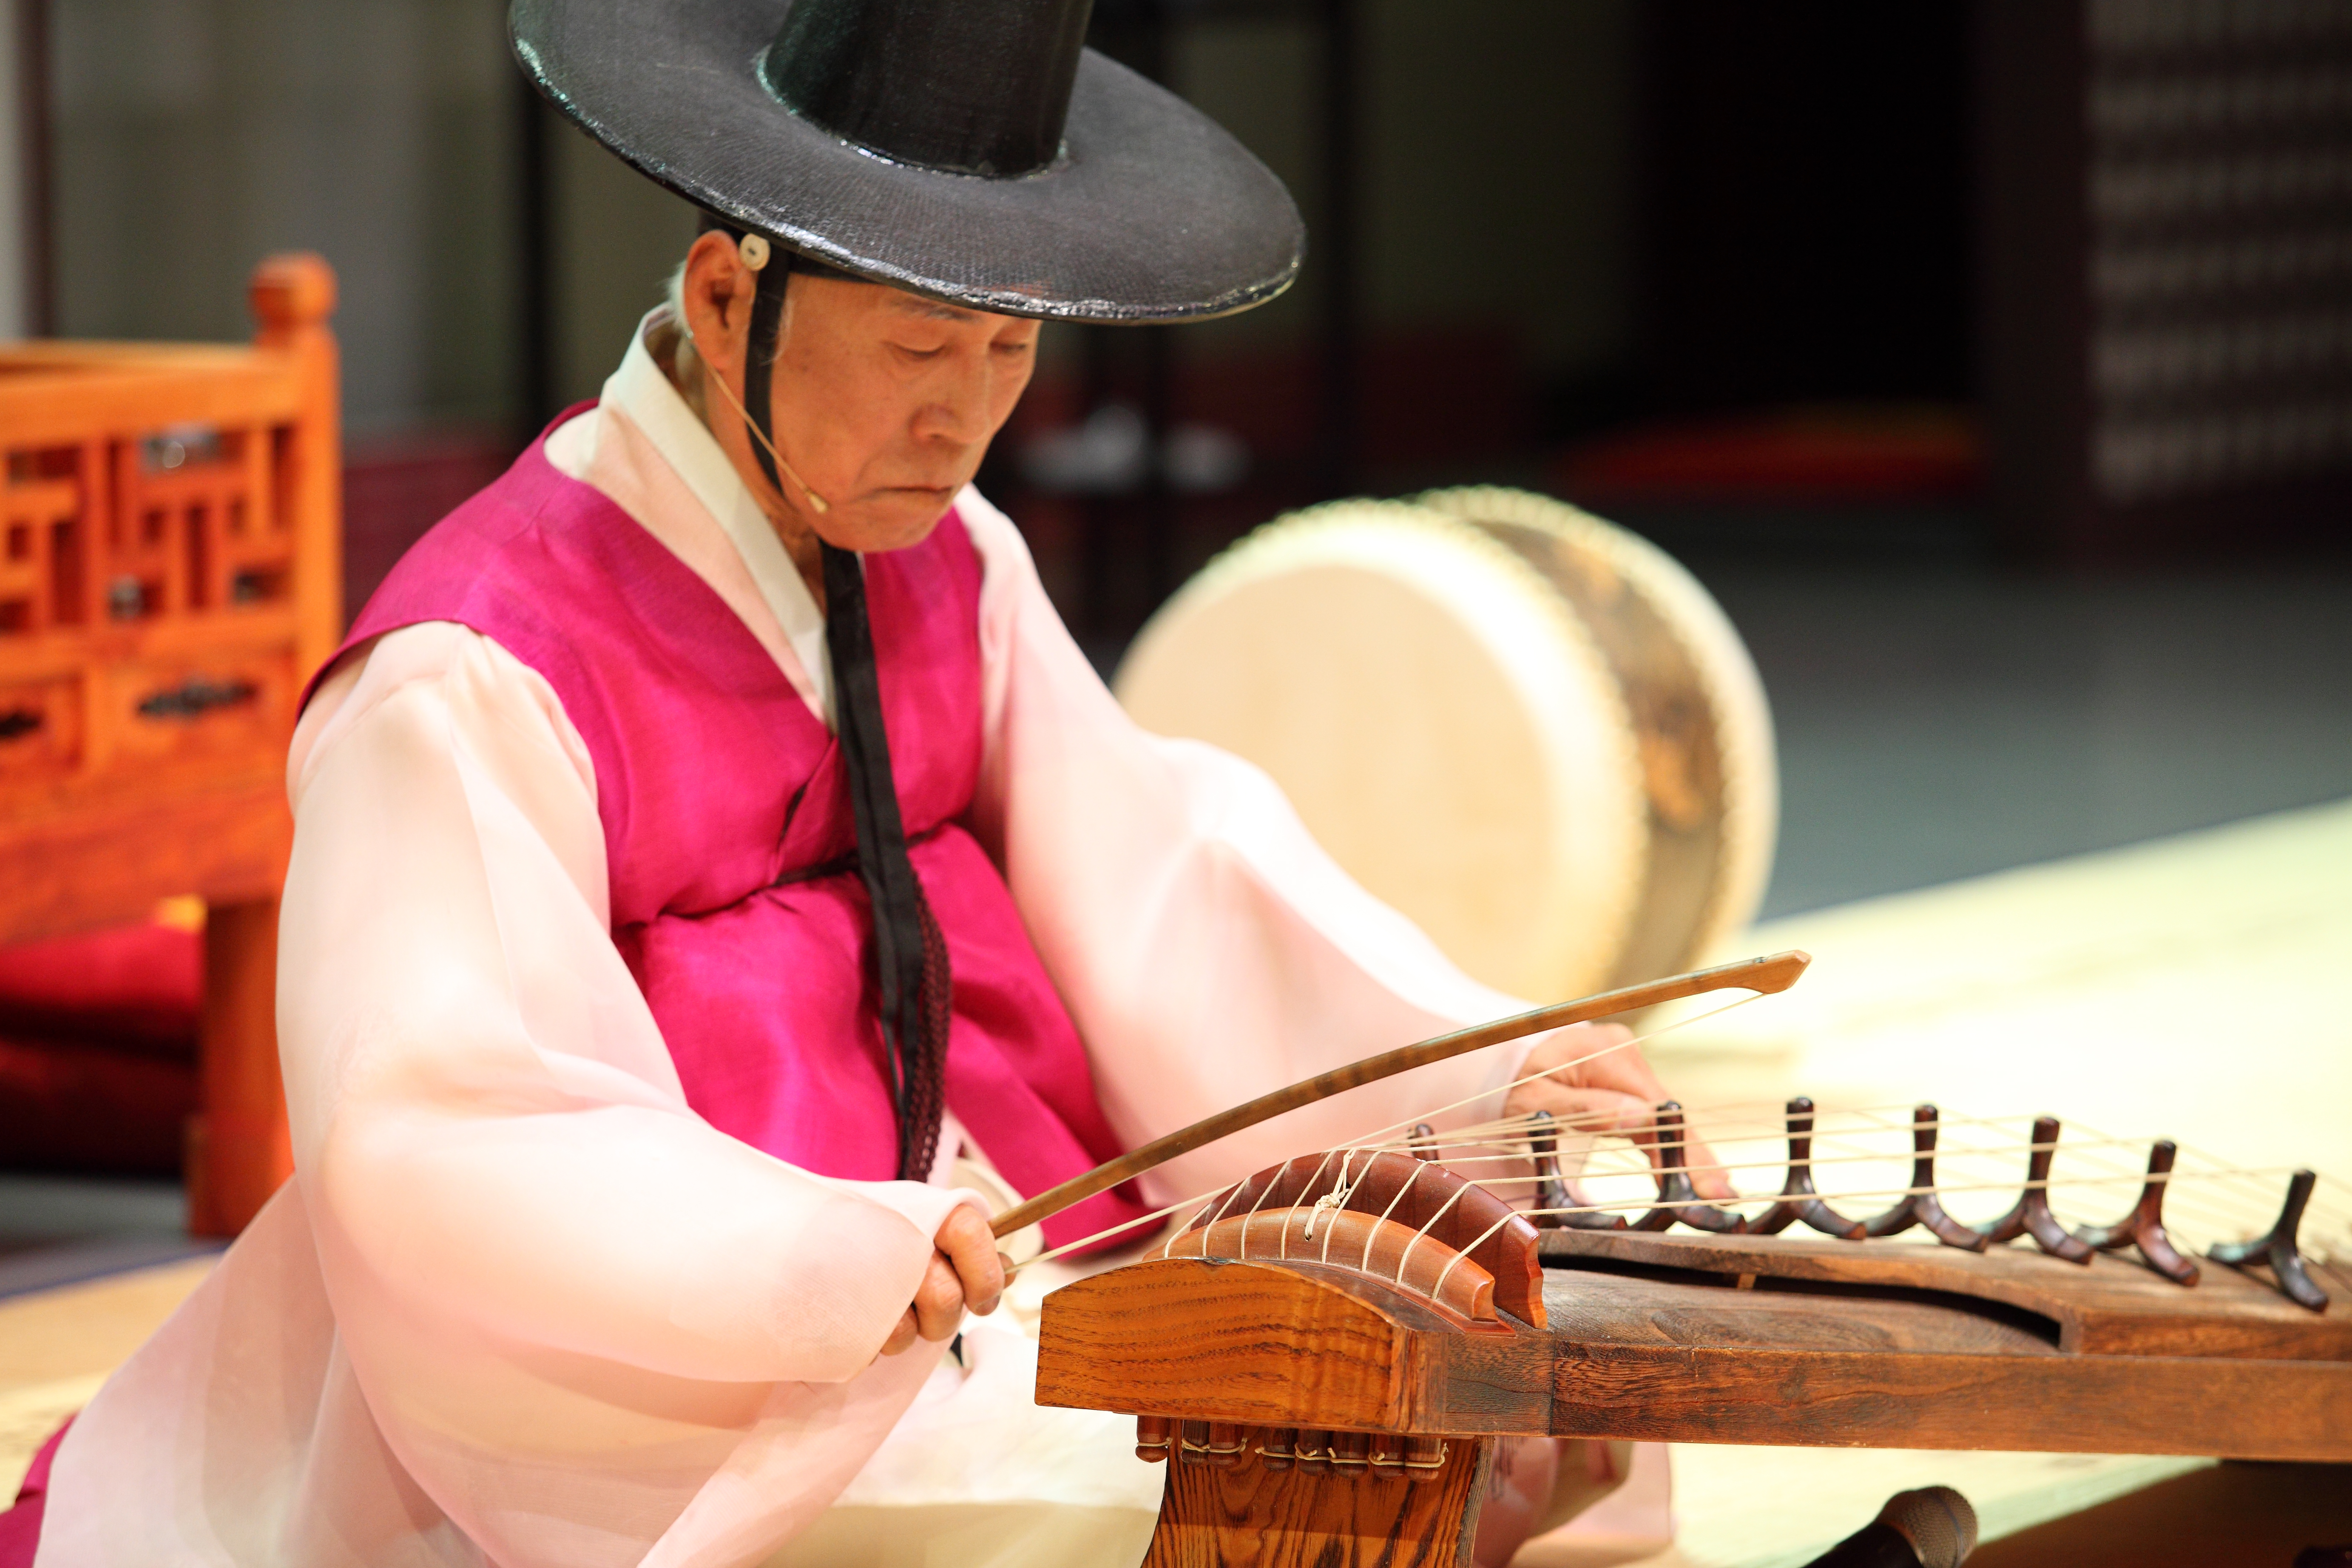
[
  {"left": 739, "top": 246, "right": 790, "bottom": 497},
  {"left": 729, "top": 224, "right": 951, "bottom": 1183}
]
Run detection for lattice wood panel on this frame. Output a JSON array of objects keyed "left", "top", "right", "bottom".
[{"left": 0, "top": 254, "right": 341, "bottom": 1236}]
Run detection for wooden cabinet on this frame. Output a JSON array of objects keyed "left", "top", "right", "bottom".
[{"left": 0, "top": 254, "right": 341, "bottom": 1236}]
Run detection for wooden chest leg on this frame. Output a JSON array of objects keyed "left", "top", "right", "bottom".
[
  {"left": 1143, "top": 1431, "right": 1493, "bottom": 1568},
  {"left": 185, "top": 895, "right": 293, "bottom": 1236}
]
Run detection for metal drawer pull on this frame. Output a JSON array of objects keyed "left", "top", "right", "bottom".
[
  {"left": 0, "top": 707, "right": 42, "bottom": 742},
  {"left": 136, "top": 676, "right": 258, "bottom": 721}
]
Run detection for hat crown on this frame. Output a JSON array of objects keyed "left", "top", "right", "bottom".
[{"left": 763, "top": 0, "right": 1094, "bottom": 178}]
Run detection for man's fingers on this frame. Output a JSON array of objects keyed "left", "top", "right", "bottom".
[
  {"left": 1681, "top": 1132, "right": 1738, "bottom": 1202},
  {"left": 1506, "top": 1081, "right": 1656, "bottom": 1140},
  {"left": 912, "top": 1252, "right": 966, "bottom": 1342},
  {"left": 936, "top": 1204, "right": 1006, "bottom": 1318},
  {"left": 881, "top": 1206, "right": 1008, "bottom": 1360},
  {"left": 1508, "top": 1027, "right": 1743, "bottom": 1207},
  {"left": 1519, "top": 1022, "right": 1636, "bottom": 1082},
  {"left": 1559, "top": 1038, "right": 1669, "bottom": 1106}
]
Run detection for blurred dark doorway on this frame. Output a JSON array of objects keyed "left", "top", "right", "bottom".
[
  {"left": 1552, "top": 2, "right": 1983, "bottom": 554},
  {"left": 1636, "top": 2, "right": 1974, "bottom": 415}
]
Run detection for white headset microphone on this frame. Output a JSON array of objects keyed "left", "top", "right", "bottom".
[
  {"left": 1801, "top": 1487, "right": 1979, "bottom": 1568},
  {"left": 689, "top": 230, "right": 834, "bottom": 517}
]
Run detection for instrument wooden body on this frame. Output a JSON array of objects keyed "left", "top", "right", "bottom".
[{"left": 1034, "top": 1149, "right": 2350, "bottom": 1567}]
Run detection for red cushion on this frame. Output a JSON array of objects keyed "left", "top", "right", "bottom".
[{"left": 0, "top": 922, "right": 200, "bottom": 1060}]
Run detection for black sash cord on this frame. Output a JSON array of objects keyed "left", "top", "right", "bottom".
[{"left": 742, "top": 243, "right": 951, "bottom": 1182}]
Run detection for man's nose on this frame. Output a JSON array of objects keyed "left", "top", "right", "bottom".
[{"left": 917, "top": 354, "right": 999, "bottom": 446}]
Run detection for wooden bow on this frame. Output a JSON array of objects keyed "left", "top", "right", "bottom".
[{"left": 990, "top": 949, "right": 1812, "bottom": 1239}]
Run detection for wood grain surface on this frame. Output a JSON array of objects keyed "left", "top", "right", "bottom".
[
  {"left": 1540, "top": 1228, "right": 2352, "bottom": 1360},
  {"left": 1038, "top": 1257, "right": 1430, "bottom": 1433},
  {"left": 1036, "top": 1256, "right": 1555, "bottom": 1435},
  {"left": 0, "top": 254, "right": 338, "bottom": 1236},
  {"left": 1541, "top": 1268, "right": 2059, "bottom": 1357},
  {"left": 1547, "top": 1337, "right": 2352, "bottom": 1460},
  {"left": 1144, "top": 1434, "right": 1493, "bottom": 1568},
  {"left": 187, "top": 894, "right": 291, "bottom": 1236},
  {"left": 1036, "top": 1249, "right": 2352, "bottom": 1462}
]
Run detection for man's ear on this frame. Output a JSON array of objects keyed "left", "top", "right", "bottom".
[{"left": 682, "top": 230, "right": 754, "bottom": 360}]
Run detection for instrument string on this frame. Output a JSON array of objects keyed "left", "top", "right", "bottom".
[
  {"left": 1323, "top": 991, "right": 1770, "bottom": 1161},
  {"left": 1360, "top": 1134, "right": 2184, "bottom": 1184},
  {"left": 1392, "top": 1176, "right": 1475, "bottom": 1284},
  {"left": 1387, "top": 1097, "right": 2344, "bottom": 1259},
  {"left": 1300, "top": 993, "right": 1769, "bottom": 1290},
  {"left": 1425, "top": 1102, "right": 2340, "bottom": 1202},
  {"left": 1361, "top": 1159, "right": 1431, "bottom": 1274},
  {"left": 1313, "top": 1150, "right": 1368, "bottom": 1262},
  {"left": 1402, "top": 1113, "right": 2170, "bottom": 1162},
  {"left": 1355, "top": 1164, "right": 2299, "bottom": 1209},
  {"left": 1008, "top": 1068, "right": 2345, "bottom": 1279},
  {"left": 1008, "top": 1138, "right": 2338, "bottom": 1279},
  {"left": 1009, "top": 1190, "right": 1220, "bottom": 1274},
  {"left": 1241, "top": 1150, "right": 1311, "bottom": 1262},
  {"left": 1446, "top": 1103, "right": 2176, "bottom": 1145},
  {"left": 1011, "top": 993, "right": 1775, "bottom": 1282}
]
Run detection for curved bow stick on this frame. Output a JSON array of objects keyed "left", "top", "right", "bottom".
[{"left": 989, "top": 949, "right": 1812, "bottom": 1239}]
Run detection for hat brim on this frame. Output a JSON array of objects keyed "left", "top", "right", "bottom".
[{"left": 511, "top": 0, "right": 1306, "bottom": 322}]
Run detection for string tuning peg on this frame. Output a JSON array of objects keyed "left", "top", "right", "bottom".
[
  {"left": 1528, "top": 1108, "right": 1624, "bottom": 1230},
  {"left": 2071, "top": 1138, "right": 2199, "bottom": 1285},
  {"left": 2209, "top": 1169, "right": 2329, "bottom": 1312},
  {"left": 1748, "top": 1096, "right": 1866, "bottom": 1239},
  {"left": 1633, "top": 1102, "right": 1746, "bottom": 1233},
  {"left": 1860, "top": 1105, "right": 1988, "bottom": 1252},
  {"left": 1408, "top": 1123, "right": 1441, "bottom": 1163},
  {"left": 1982, "top": 1116, "right": 2094, "bottom": 1263}
]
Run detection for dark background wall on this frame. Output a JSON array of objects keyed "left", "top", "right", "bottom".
[{"left": 1633, "top": 3, "right": 1975, "bottom": 416}]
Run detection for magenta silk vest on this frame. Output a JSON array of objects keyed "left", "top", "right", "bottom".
[{"left": 321, "top": 425, "right": 1146, "bottom": 1248}]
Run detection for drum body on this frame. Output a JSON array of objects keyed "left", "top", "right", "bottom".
[{"left": 1114, "top": 488, "right": 1776, "bottom": 1001}]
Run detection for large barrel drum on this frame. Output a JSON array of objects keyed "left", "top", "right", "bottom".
[{"left": 1114, "top": 487, "right": 1776, "bottom": 1001}]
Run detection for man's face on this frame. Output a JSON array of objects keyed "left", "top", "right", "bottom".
[{"left": 681, "top": 231, "right": 1040, "bottom": 553}]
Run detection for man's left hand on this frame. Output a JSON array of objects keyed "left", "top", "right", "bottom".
[{"left": 1501, "top": 1021, "right": 1736, "bottom": 1202}]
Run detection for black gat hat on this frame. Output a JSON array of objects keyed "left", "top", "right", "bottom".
[{"left": 510, "top": 0, "right": 1306, "bottom": 322}]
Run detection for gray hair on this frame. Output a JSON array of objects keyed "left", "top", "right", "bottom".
[{"left": 659, "top": 259, "right": 710, "bottom": 421}]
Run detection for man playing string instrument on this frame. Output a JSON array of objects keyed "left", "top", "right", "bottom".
[{"left": 10, "top": 2, "right": 1725, "bottom": 1563}]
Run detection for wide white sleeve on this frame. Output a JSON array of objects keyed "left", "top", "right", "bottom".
[
  {"left": 957, "top": 491, "right": 1540, "bottom": 1208},
  {"left": 37, "top": 626, "right": 986, "bottom": 1568},
  {"left": 280, "top": 623, "right": 971, "bottom": 1385}
]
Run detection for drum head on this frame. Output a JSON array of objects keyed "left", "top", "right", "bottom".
[
  {"left": 1115, "top": 492, "right": 1777, "bottom": 1001},
  {"left": 1416, "top": 488, "right": 1777, "bottom": 989},
  {"left": 1115, "top": 500, "right": 1647, "bottom": 1000}
]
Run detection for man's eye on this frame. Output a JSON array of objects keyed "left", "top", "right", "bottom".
[
  {"left": 993, "top": 340, "right": 1035, "bottom": 357},
  {"left": 895, "top": 343, "right": 946, "bottom": 360}
]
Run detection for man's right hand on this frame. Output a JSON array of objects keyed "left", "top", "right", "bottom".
[{"left": 879, "top": 1202, "right": 1007, "bottom": 1358}]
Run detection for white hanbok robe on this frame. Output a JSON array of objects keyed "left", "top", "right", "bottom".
[{"left": 34, "top": 315, "right": 1578, "bottom": 1568}]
